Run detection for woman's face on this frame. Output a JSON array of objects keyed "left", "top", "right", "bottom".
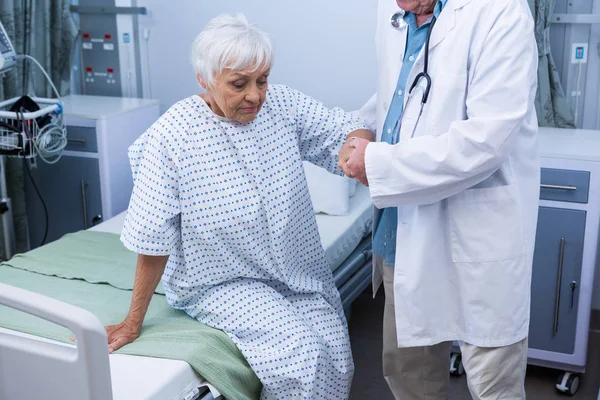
[{"left": 200, "top": 64, "right": 270, "bottom": 124}]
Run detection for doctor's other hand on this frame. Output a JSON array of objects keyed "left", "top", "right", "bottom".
[
  {"left": 105, "top": 317, "right": 142, "bottom": 353},
  {"left": 340, "top": 137, "right": 369, "bottom": 187}
]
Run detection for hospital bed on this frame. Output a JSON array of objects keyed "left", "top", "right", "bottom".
[{"left": 0, "top": 184, "right": 373, "bottom": 400}]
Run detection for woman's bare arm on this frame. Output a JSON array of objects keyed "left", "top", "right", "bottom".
[{"left": 105, "top": 254, "right": 168, "bottom": 353}]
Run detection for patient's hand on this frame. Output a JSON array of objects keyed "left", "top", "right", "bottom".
[
  {"left": 339, "top": 137, "right": 370, "bottom": 186},
  {"left": 339, "top": 142, "right": 354, "bottom": 167},
  {"left": 105, "top": 318, "right": 141, "bottom": 353}
]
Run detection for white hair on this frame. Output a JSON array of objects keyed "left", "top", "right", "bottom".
[{"left": 190, "top": 13, "right": 274, "bottom": 87}]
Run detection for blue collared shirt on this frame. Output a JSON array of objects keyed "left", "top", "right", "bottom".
[{"left": 372, "top": 0, "right": 447, "bottom": 267}]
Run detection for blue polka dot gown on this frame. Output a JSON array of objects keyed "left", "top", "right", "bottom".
[{"left": 121, "top": 85, "right": 366, "bottom": 399}]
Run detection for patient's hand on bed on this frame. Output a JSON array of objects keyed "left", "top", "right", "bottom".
[
  {"left": 68, "top": 318, "right": 141, "bottom": 353},
  {"left": 105, "top": 319, "right": 142, "bottom": 353},
  {"left": 69, "top": 254, "right": 167, "bottom": 352},
  {"left": 102, "top": 254, "right": 167, "bottom": 353}
]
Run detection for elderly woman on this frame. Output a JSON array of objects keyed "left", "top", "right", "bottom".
[{"left": 106, "top": 13, "right": 372, "bottom": 400}]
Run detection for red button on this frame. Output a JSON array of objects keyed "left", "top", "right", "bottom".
[
  {"left": 104, "top": 34, "right": 112, "bottom": 39},
  {"left": 86, "top": 67, "right": 93, "bottom": 72},
  {"left": 83, "top": 33, "right": 90, "bottom": 39},
  {"left": 107, "top": 68, "right": 114, "bottom": 73}
]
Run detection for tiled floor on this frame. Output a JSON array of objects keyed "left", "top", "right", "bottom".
[{"left": 348, "top": 289, "right": 600, "bottom": 400}]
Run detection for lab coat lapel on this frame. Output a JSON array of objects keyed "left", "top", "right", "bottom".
[
  {"left": 428, "top": 2, "right": 457, "bottom": 51},
  {"left": 401, "top": 0, "right": 472, "bottom": 118},
  {"left": 429, "top": 0, "right": 473, "bottom": 49}
]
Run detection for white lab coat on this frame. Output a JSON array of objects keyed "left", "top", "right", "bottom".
[{"left": 358, "top": 0, "right": 541, "bottom": 348}]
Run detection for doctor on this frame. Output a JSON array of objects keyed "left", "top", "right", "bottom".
[{"left": 340, "top": 0, "right": 539, "bottom": 399}]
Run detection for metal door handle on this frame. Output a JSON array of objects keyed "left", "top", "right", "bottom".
[
  {"left": 80, "top": 180, "right": 89, "bottom": 229},
  {"left": 541, "top": 184, "right": 577, "bottom": 191},
  {"left": 553, "top": 237, "right": 566, "bottom": 334},
  {"left": 67, "top": 138, "right": 87, "bottom": 144}
]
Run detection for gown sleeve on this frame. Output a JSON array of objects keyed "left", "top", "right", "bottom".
[
  {"left": 120, "top": 109, "right": 183, "bottom": 256},
  {"left": 270, "top": 85, "right": 368, "bottom": 175}
]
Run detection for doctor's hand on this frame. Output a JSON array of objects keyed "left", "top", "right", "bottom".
[
  {"left": 339, "top": 137, "right": 369, "bottom": 187},
  {"left": 105, "top": 318, "right": 142, "bottom": 353}
]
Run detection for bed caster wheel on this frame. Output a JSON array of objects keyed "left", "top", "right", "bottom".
[
  {"left": 92, "top": 215, "right": 102, "bottom": 225},
  {"left": 449, "top": 353, "right": 464, "bottom": 376},
  {"left": 556, "top": 371, "right": 580, "bottom": 396}
]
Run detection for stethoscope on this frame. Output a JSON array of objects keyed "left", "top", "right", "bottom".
[{"left": 390, "top": 11, "right": 437, "bottom": 139}]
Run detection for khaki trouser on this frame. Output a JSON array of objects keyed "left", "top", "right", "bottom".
[{"left": 382, "top": 263, "right": 528, "bottom": 400}]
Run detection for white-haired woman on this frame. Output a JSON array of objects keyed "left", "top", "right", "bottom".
[{"left": 107, "top": 13, "right": 372, "bottom": 399}]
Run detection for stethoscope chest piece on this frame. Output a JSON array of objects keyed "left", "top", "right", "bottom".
[{"left": 390, "top": 11, "right": 405, "bottom": 30}]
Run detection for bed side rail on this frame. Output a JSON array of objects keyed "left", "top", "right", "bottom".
[{"left": 0, "top": 282, "right": 112, "bottom": 400}]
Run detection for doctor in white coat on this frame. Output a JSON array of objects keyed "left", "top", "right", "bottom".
[{"left": 340, "top": 0, "right": 540, "bottom": 399}]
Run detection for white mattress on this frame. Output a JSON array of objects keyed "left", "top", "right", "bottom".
[
  {"left": 92, "top": 184, "right": 374, "bottom": 271},
  {"left": 315, "top": 184, "right": 373, "bottom": 271}
]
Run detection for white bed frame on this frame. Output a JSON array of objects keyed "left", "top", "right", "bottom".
[{"left": 0, "top": 282, "right": 113, "bottom": 400}]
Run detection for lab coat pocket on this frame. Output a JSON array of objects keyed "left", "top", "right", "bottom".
[{"left": 448, "top": 185, "right": 525, "bottom": 263}]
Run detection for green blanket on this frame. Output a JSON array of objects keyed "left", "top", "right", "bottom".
[{"left": 0, "top": 231, "right": 261, "bottom": 400}]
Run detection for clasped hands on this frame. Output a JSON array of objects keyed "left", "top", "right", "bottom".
[{"left": 339, "top": 129, "right": 373, "bottom": 187}]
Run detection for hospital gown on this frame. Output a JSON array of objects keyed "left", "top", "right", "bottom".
[{"left": 120, "top": 84, "right": 366, "bottom": 399}]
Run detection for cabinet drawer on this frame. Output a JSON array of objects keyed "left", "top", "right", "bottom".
[
  {"left": 530, "top": 207, "right": 586, "bottom": 355},
  {"left": 25, "top": 156, "right": 102, "bottom": 247},
  {"left": 540, "top": 168, "right": 590, "bottom": 204},
  {"left": 65, "top": 126, "right": 98, "bottom": 153}
]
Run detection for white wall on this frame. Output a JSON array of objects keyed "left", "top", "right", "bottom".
[{"left": 136, "top": 0, "right": 378, "bottom": 113}]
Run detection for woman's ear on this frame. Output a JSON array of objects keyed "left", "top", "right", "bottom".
[{"left": 196, "top": 74, "right": 208, "bottom": 90}]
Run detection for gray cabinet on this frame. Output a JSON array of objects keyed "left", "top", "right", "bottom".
[
  {"left": 24, "top": 156, "right": 102, "bottom": 248},
  {"left": 530, "top": 206, "right": 586, "bottom": 355}
]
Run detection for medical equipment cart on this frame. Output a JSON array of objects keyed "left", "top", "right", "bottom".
[
  {"left": 0, "top": 18, "right": 68, "bottom": 259},
  {"left": 24, "top": 95, "right": 160, "bottom": 248}
]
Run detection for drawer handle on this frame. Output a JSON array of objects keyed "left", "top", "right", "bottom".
[
  {"left": 541, "top": 184, "right": 577, "bottom": 191},
  {"left": 553, "top": 237, "right": 566, "bottom": 334},
  {"left": 68, "top": 138, "right": 87, "bottom": 144}
]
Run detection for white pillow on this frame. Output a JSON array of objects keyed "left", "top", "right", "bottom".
[{"left": 303, "top": 161, "right": 351, "bottom": 215}]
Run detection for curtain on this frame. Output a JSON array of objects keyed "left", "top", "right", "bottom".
[
  {"left": 0, "top": 0, "right": 77, "bottom": 259},
  {"left": 528, "top": 0, "right": 576, "bottom": 128}
]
